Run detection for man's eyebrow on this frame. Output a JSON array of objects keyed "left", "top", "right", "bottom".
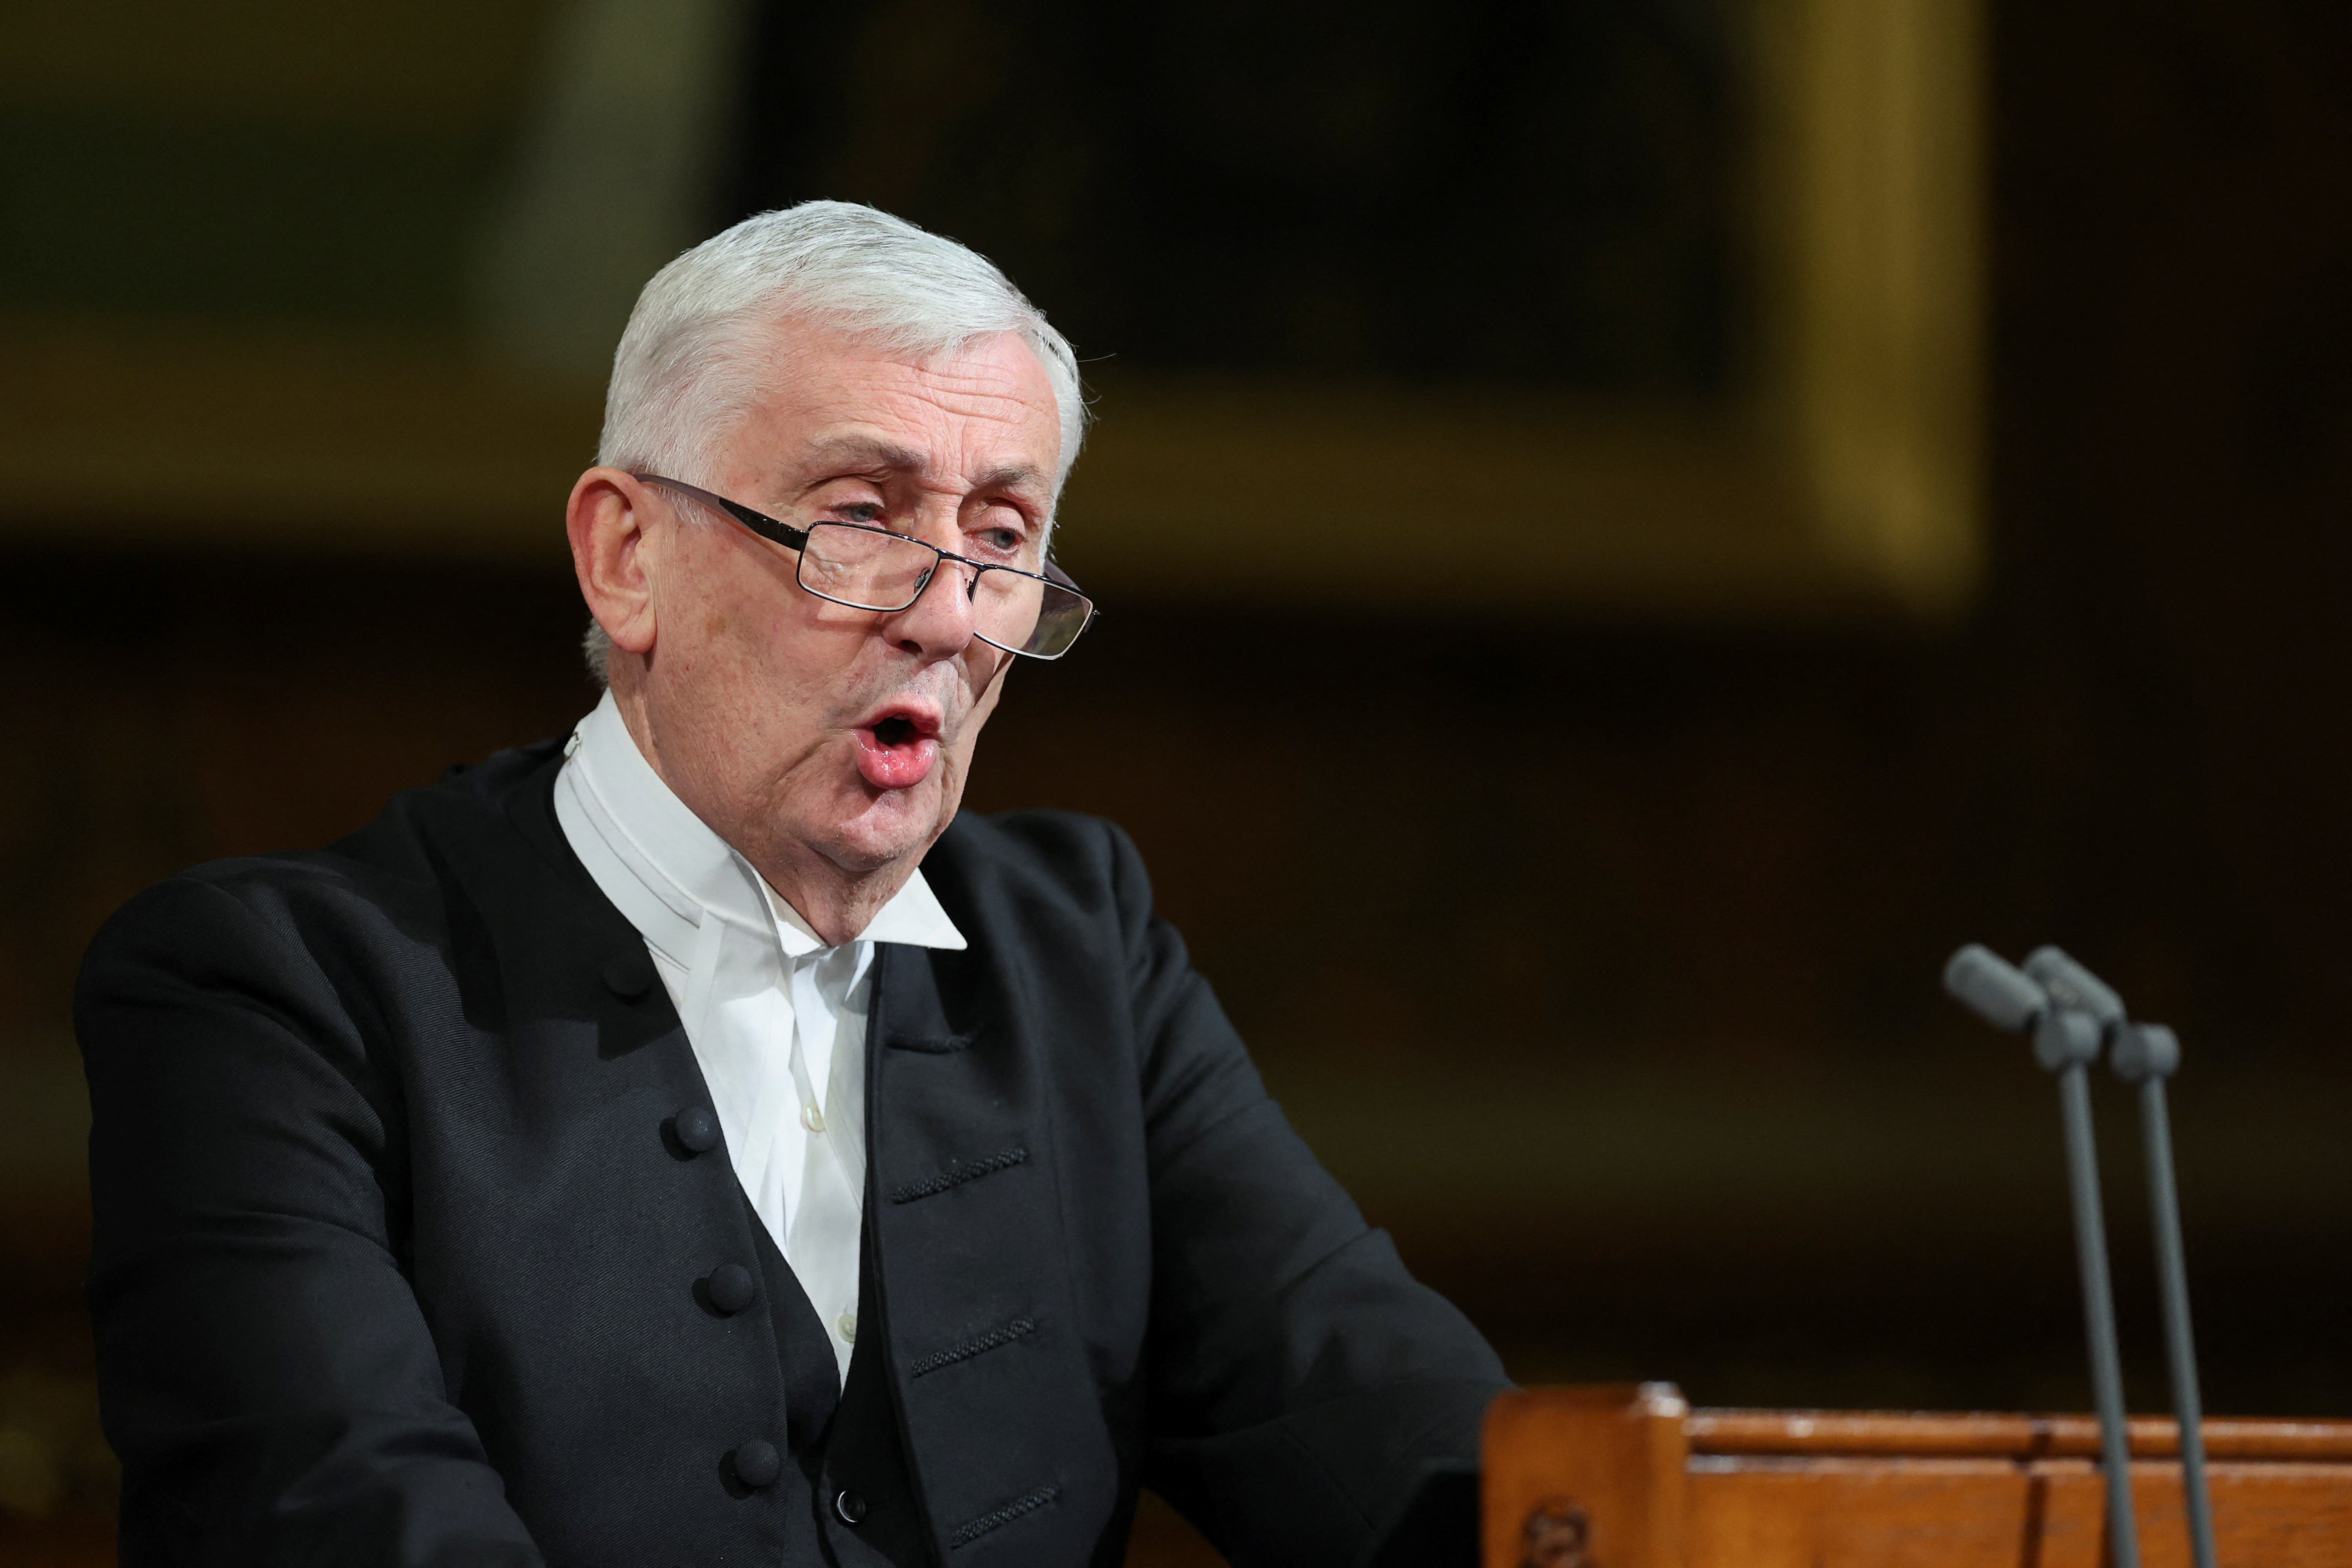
[
  {"left": 796, "top": 435, "right": 928, "bottom": 475},
  {"left": 974, "top": 462, "right": 1051, "bottom": 497},
  {"left": 794, "top": 438, "right": 1050, "bottom": 501}
]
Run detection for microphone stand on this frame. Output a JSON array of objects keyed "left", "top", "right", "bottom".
[
  {"left": 2038, "top": 1003, "right": 2143, "bottom": 1568},
  {"left": 2111, "top": 1022, "right": 2219, "bottom": 1568},
  {"left": 2025, "top": 949, "right": 2218, "bottom": 1568},
  {"left": 1945, "top": 946, "right": 2141, "bottom": 1568}
]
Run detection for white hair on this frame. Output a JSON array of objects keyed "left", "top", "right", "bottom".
[{"left": 583, "top": 200, "right": 1087, "bottom": 682}]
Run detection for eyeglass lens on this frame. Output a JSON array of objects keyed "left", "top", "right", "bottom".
[{"left": 800, "top": 523, "right": 1091, "bottom": 658}]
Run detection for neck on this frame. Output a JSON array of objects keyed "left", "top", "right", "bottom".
[{"left": 753, "top": 844, "right": 908, "bottom": 947}]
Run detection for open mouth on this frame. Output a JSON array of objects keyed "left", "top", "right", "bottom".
[{"left": 853, "top": 705, "right": 942, "bottom": 791}]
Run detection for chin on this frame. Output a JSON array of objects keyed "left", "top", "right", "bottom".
[{"left": 822, "top": 786, "right": 951, "bottom": 873}]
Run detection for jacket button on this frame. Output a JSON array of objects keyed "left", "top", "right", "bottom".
[
  {"left": 673, "top": 1105, "right": 719, "bottom": 1154},
  {"left": 732, "top": 1439, "right": 780, "bottom": 1489},
  {"left": 707, "top": 1263, "right": 759, "bottom": 1314},
  {"left": 601, "top": 951, "right": 654, "bottom": 1000},
  {"left": 835, "top": 1488, "right": 867, "bottom": 1525}
]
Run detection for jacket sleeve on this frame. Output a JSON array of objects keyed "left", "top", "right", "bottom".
[
  {"left": 1109, "top": 824, "right": 1510, "bottom": 1568},
  {"left": 76, "top": 873, "right": 543, "bottom": 1568}
]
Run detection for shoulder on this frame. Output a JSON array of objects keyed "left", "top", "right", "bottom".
[
  {"left": 923, "top": 808, "right": 1153, "bottom": 926},
  {"left": 81, "top": 737, "right": 571, "bottom": 979},
  {"left": 333, "top": 737, "right": 570, "bottom": 883}
]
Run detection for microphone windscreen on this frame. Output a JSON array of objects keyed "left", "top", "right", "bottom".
[
  {"left": 2023, "top": 946, "right": 2126, "bottom": 1029},
  {"left": 1944, "top": 944, "right": 2046, "bottom": 1033},
  {"left": 2111, "top": 1022, "right": 2181, "bottom": 1081}
]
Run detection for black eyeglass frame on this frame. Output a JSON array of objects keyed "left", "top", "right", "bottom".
[{"left": 631, "top": 472, "right": 1095, "bottom": 660}]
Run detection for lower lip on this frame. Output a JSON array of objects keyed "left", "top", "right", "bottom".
[{"left": 853, "top": 726, "right": 939, "bottom": 790}]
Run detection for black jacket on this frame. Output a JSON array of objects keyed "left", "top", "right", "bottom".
[{"left": 77, "top": 738, "right": 1508, "bottom": 1566}]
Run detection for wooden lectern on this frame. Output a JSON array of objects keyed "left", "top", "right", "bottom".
[{"left": 1484, "top": 1385, "right": 2352, "bottom": 1567}]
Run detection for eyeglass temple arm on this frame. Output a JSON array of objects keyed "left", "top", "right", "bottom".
[{"left": 631, "top": 473, "right": 809, "bottom": 552}]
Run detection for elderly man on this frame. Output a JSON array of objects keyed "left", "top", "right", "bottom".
[{"left": 77, "top": 202, "right": 1508, "bottom": 1568}]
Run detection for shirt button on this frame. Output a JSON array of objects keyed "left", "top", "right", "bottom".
[
  {"left": 837, "top": 1312, "right": 858, "bottom": 1342},
  {"left": 706, "top": 1263, "right": 759, "bottom": 1315},
  {"left": 835, "top": 1488, "right": 867, "bottom": 1525},
  {"left": 732, "top": 1439, "right": 780, "bottom": 1489},
  {"left": 802, "top": 1104, "right": 826, "bottom": 1133}
]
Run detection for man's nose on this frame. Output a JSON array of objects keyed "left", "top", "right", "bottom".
[{"left": 882, "top": 554, "right": 979, "bottom": 658}]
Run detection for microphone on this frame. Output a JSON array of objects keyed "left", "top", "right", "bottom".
[
  {"left": 1945, "top": 944, "right": 2141, "bottom": 1568},
  {"left": 1943, "top": 944, "right": 2048, "bottom": 1032},
  {"left": 2022, "top": 944, "right": 2124, "bottom": 1030},
  {"left": 2027, "top": 952, "right": 2218, "bottom": 1568}
]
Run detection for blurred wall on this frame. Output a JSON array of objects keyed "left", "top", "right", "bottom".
[{"left": 4, "top": 0, "right": 2352, "bottom": 1561}]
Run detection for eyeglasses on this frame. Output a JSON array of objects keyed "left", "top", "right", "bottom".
[{"left": 632, "top": 474, "right": 1094, "bottom": 660}]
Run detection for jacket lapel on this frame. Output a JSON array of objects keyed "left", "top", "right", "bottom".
[{"left": 865, "top": 941, "right": 1122, "bottom": 1564}]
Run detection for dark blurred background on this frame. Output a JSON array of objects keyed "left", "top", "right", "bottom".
[{"left": 4, "top": 0, "right": 2351, "bottom": 1561}]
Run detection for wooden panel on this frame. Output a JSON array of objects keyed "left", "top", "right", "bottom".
[
  {"left": 1488, "top": 1392, "right": 2352, "bottom": 1568},
  {"left": 0, "top": 315, "right": 595, "bottom": 557},
  {"left": 1688, "top": 1457, "right": 2352, "bottom": 1568},
  {"left": 1687, "top": 1457, "right": 2076, "bottom": 1568},
  {"left": 1123, "top": 1490, "right": 1227, "bottom": 1568},
  {"left": 1688, "top": 1410, "right": 2352, "bottom": 1462},
  {"left": 1483, "top": 1385, "right": 1690, "bottom": 1568},
  {"left": 0, "top": 0, "right": 1987, "bottom": 622}
]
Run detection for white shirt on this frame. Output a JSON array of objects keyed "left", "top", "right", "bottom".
[{"left": 552, "top": 692, "right": 966, "bottom": 1377}]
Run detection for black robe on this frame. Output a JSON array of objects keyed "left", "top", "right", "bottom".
[{"left": 76, "top": 738, "right": 1507, "bottom": 1566}]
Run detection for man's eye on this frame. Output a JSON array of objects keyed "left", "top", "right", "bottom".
[
  {"left": 833, "top": 503, "right": 886, "bottom": 525},
  {"left": 976, "top": 526, "right": 1024, "bottom": 554}
]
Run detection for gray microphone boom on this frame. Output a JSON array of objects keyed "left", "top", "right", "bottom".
[
  {"left": 1945, "top": 944, "right": 2141, "bottom": 1568},
  {"left": 1943, "top": 944, "right": 2049, "bottom": 1032},
  {"left": 2024, "top": 945, "right": 2125, "bottom": 1031},
  {"left": 2029, "top": 946, "right": 2218, "bottom": 1568}
]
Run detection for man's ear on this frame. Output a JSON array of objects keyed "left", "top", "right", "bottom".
[{"left": 567, "top": 468, "right": 659, "bottom": 657}]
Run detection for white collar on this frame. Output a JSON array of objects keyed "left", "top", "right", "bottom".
[{"left": 559, "top": 690, "right": 966, "bottom": 964}]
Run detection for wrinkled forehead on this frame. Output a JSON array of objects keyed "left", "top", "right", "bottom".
[{"left": 716, "top": 319, "right": 1066, "bottom": 494}]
